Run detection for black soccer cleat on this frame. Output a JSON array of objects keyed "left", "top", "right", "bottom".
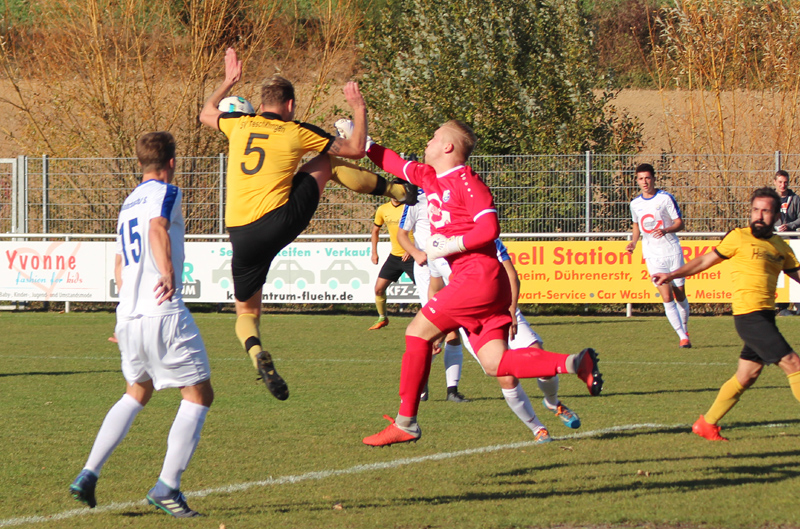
[
  {"left": 394, "top": 178, "right": 419, "bottom": 206},
  {"left": 255, "top": 350, "right": 289, "bottom": 401},
  {"left": 576, "top": 348, "right": 603, "bottom": 396}
]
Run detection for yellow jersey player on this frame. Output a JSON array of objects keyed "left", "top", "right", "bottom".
[
  {"left": 369, "top": 197, "right": 415, "bottom": 330},
  {"left": 199, "top": 48, "right": 415, "bottom": 400},
  {"left": 653, "top": 187, "right": 800, "bottom": 441}
]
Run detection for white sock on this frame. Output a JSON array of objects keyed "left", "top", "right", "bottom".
[
  {"left": 158, "top": 400, "right": 209, "bottom": 490},
  {"left": 501, "top": 384, "right": 543, "bottom": 433},
  {"left": 538, "top": 376, "right": 560, "bottom": 409},
  {"left": 663, "top": 300, "right": 688, "bottom": 339},
  {"left": 676, "top": 297, "right": 690, "bottom": 331},
  {"left": 84, "top": 393, "right": 144, "bottom": 475},
  {"left": 443, "top": 343, "right": 463, "bottom": 388}
]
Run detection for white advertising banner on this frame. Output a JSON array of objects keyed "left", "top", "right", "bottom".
[
  {"left": 5, "top": 238, "right": 800, "bottom": 305},
  {"left": 0, "top": 240, "right": 112, "bottom": 302},
  {"left": 170, "top": 241, "right": 417, "bottom": 304},
  {"left": 0, "top": 241, "right": 418, "bottom": 304}
]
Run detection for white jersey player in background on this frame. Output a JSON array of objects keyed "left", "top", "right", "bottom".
[
  {"left": 460, "top": 239, "right": 582, "bottom": 441},
  {"left": 69, "top": 132, "right": 213, "bottom": 518},
  {"left": 626, "top": 162, "right": 691, "bottom": 348}
]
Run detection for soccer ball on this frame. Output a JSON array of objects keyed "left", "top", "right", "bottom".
[{"left": 218, "top": 96, "right": 255, "bottom": 114}]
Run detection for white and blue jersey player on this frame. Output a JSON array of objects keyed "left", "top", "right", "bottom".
[
  {"left": 626, "top": 163, "right": 690, "bottom": 348},
  {"left": 70, "top": 133, "right": 212, "bottom": 518},
  {"left": 115, "top": 179, "right": 210, "bottom": 389}
]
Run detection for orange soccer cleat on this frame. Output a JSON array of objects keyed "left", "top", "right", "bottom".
[
  {"left": 363, "top": 415, "right": 420, "bottom": 447},
  {"left": 368, "top": 317, "right": 389, "bottom": 330},
  {"left": 692, "top": 415, "right": 728, "bottom": 441}
]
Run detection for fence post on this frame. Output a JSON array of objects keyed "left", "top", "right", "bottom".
[
  {"left": 585, "top": 151, "right": 591, "bottom": 237},
  {"left": 775, "top": 150, "right": 782, "bottom": 173},
  {"left": 219, "top": 153, "right": 225, "bottom": 235},
  {"left": 12, "top": 155, "right": 26, "bottom": 234},
  {"left": 23, "top": 156, "right": 28, "bottom": 233},
  {"left": 42, "top": 155, "right": 48, "bottom": 234}
]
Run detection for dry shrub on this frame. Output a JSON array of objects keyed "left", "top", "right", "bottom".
[
  {"left": 0, "top": 0, "right": 361, "bottom": 160},
  {"left": 648, "top": 0, "right": 800, "bottom": 156}
]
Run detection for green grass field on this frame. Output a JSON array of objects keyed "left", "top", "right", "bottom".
[{"left": 2, "top": 311, "right": 800, "bottom": 529}]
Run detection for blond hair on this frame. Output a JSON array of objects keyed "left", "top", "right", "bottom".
[
  {"left": 441, "top": 120, "right": 477, "bottom": 161},
  {"left": 261, "top": 75, "right": 295, "bottom": 108}
]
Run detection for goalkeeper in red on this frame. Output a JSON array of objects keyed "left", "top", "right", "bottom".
[{"left": 360, "top": 120, "right": 603, "bottom": 446}]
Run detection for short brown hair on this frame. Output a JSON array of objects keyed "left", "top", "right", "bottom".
[
  {"left": 442, "top": 120, "right": 477, "bottom": 160},
  {"left": 751, "top": 186, "right": 781, "bottom": 215},
  {"left": 136, "top": 131, "right": 175, "bottom": 173},
  {"left": 635, "top": 163, "right": 655, "bottom": 177},
  {"left": 261, "top": 75, "right": 295, "bottom": 107}
]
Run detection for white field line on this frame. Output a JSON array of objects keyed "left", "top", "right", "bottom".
[{"left": 1, "top": 420, "right": 792, "bottom": 528}]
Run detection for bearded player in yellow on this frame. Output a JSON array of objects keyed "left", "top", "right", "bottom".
[
  {"left": 199, "top": 48, "right": 415, "bottom": 400},
  {"left": 653, "top": 187, "right": 800, "bottom": 441}
]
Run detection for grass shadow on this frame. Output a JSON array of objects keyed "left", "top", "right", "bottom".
[{"left": 0, "top": 369, "right": 118, "bottom": 378}]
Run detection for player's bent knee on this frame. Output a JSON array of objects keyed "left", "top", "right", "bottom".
[
  {"left": 496, "top": 375, "right": 516, "bottom": 389},
  {"left": 181, "top": 379, "right": 214, "bottom": 407},
  {"left": 779, "top": 351, "right": 800, "bottom": 374}
]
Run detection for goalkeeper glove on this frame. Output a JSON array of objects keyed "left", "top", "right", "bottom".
[{"left": 426, "top": 234, "right": 466, "bottom": 259}]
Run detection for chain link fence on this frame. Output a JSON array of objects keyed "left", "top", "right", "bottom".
[{"left": 1, "top": 152, "right": 790, "bottom": 236}]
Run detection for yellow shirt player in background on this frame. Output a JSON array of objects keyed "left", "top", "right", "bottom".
[
  {"left": 653, "top": 187, "right": 800, "bottom": 441},
  {"left": 199, "top": 48, "right": 416, "bottom": 401},
  {"left": 369, "top": 197, "right": 415, "bottom": 330}
]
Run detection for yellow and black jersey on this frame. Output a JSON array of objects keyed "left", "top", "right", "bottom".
[
  {"left": 714, "top": 227, "right": 800, "bottom": 315},
  {"left": 219, "top": 111, "right": 335, "bottom": 227},
  {"left": 374, "top": 201, "right": 411, "bottom": 257}
]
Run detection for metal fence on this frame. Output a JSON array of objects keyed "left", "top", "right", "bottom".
[{"left": 0, "top": 152, "right": 790, "bottom": 236}]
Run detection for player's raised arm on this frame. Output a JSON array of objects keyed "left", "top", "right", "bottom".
[
  {"left": 328, "top": 82, "right": 368, "bottom": 159},
  {"left": 199, "top": 47, "right": 243, "bottom": 131}
]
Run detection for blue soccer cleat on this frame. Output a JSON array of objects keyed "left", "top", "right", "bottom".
[
  {"left": 146, "top": 481, "right": 201, "bottom": 518},
  {"left": 543, "top": 399, "right": 581, "bottom": 429},
  {"left": 69, "top": 469, "right": 98, "bottom": 508}
]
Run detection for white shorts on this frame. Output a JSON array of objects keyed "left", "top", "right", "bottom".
[
  {"left": 508, "top": 308, "right": 543, "bottom": 349},
  {"left": 414, "top": 261, "right": 431, "bottom": 305},
  {"left": 428, "top": 257, "right": 452, "bottom": 281},
  {"left": 461, "top": 308, "right": 543, "bottom": 372},
  {"left": 645, "top": 254, "right": 686, "bottom": 287},
  {"left": 116, "top": 309, "right": 211, "bottom": 390}
]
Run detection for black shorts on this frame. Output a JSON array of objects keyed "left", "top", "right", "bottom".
[
  {"left": 378, "top": 253, "right": 415, "bottom": 283},
  {"left": 228, "top": 172, "right": 320, "bottom": 302},
  {"left": 734, "top": 310, "right": 795, "bottom": 365}
]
